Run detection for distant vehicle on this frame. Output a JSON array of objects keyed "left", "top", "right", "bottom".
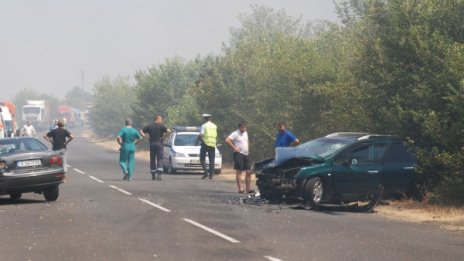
[
  {"left": 255, "top": 132, "right": 416, "bottom": 211},
  {"left": 22, "top": 100, "right": 50, "bottom": 130},
  {"left": 0, "top": 100, "right": 17, "bottom": 137},
  {"left": 163, "top": 126, "right": 222, "bottom": 174},
  {"left": 0, "top": 137, "right": 65, "bottom": 201},
  {"left": 57, "top": 105, "right": 80, "bottom": 127}
]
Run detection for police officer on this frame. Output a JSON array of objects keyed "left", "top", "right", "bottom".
[{"left": 196, "top": 113, "right": 217, "bottom": 179}]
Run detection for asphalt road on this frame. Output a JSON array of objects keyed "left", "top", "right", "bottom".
[{"left": 1, "top": 133, "right": 463, "bottom": 261}]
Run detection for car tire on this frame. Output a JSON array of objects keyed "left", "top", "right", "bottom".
[
  {"left": 303, "top": 177, "right": 324, "bottom": 209},
  {"left": 43, "top": 186, "right": 59, "bottom": 202},
  {"left": 9, "top": 192, "right": 22, "bottom": 200},
  {"left": 168, "top": 158, "right": 177, "bottom": 174}
]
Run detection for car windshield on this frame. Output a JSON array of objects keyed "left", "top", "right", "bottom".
[
  {"left": 0, "top": 139, "right": 48, "bottom": 155},
  {"left": 297, "top": 137, "right": 355, "bottom": 158},
  {"left": 174, "top": 134, "right": 198, "bottom": 146}
]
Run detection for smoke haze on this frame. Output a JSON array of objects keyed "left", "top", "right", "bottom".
[{"left": 0, "top": 0, "right": 337, "bottom": 100}]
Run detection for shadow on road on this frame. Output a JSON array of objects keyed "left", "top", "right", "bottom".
[{"left": 0, "top": 198, "right": 46, "bottom": 205}]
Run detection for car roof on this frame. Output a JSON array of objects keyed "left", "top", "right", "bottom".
[
  {"left": 0, "top": 137, "right": 37, "bottom": 142},
  {"left": 173, "top": 126, "right": 201, "bottom": 133},
  {"left": 175, "top": 132, "right": 199, "bottom": 135},
  {"left": 325, "top": 132, "right": 402, "bottom": 141}
]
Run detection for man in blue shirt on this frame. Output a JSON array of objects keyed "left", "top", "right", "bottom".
[{"left": 275, "top": 122, "right": 300, "bottom": 147}]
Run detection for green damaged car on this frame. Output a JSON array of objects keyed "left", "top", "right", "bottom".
[{"left": 255, "top": 133, "right": 416, "bottom": 211}]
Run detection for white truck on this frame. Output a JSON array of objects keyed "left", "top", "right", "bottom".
[{"left": 22, "top": 100, "right": 49, "bottom": 130}]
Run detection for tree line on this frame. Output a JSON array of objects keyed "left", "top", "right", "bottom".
[{"left": 89, "top": 1, "right": 464, "bottom": 206}]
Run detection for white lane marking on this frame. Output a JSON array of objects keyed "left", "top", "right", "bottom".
[
  {"left": 138, "top": 198, "right": 171, "bottom": 213},
  {"left": 66, "top": 164, "right": 72, "bottom": 168},
  {"left": 183, "top": 218, "right": 240, "bottom": 243},
  {"left": 89, "top": 175, "right": 104, "bottom": 183},
  {"left": 109, "top": 185, "right": 132, "bottom": 195},
  {"left": 73, "top": 168, "right": 86, "bottom": 175},
  {"left": 264, "top": 256, "right": 283, "bottom": 261}
]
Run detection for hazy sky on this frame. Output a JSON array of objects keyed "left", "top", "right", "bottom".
[{"left": 0, "top": 0, "right": 338, "bottom": 100}]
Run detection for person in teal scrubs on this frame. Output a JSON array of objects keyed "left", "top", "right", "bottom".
[{"left": 117, "top": 118, "right": 141, "bottom": 181}]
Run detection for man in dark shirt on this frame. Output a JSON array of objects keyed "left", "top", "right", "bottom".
[
  {"left": 44, "top": 119, "right": 74, "bottom": 172},
  {"left": 140, "top": 115, "right": 170, "bottom": 180}
]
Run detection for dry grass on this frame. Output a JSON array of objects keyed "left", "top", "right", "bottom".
[
  {"left": 80, "top": 130, "right": 464, "bottom": 231},
  {"left": 376, "top": 200, "right": 464, "bottom": 231}
]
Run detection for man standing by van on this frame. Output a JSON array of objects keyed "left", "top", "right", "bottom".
[
  {"left": 140, "top": 115, "right": 170, "bottom": 181},
  {"left": 196, "top": 113, "right": 217, "bottom": 180}
]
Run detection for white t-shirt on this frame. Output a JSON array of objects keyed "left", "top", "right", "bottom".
[
  {"left": 22, "top": 125, "right": 36, "bottom": 137},
  {"left": 228, "top": 130, "right": 249, "bottom": 155}
]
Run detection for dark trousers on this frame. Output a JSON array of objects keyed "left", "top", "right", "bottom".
[
  {"left": 150, "top": 142, "right": 164, "bottom": 173},
  {"left": 200, "top": 142, "right": 215, "bottom": 175}
]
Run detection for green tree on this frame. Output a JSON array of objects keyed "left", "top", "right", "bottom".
[
  {"left": 90, "top": 76, "right": 135, "bottom": 137},
  {"left": 193, "top": 6, "right": 346, "bottom": 159},
  {"left": 337, "top": 0, "right": 464, "bottom": 205},
  {"left": 131, "top": 57, "right": 201, "bottom": 128}
]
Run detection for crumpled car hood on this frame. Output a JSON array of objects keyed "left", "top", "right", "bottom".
[{"left": 255, "top": 147, "right": 322, "bottom": 171}]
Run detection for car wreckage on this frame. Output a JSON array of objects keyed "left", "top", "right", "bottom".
[{"left": 255, "top": 133, "right": 416, "bottom": 212}]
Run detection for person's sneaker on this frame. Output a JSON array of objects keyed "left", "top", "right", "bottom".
[
  {"left": 128, "top": 177, "right": 132, "bottom": 181},
  {"left": 123, "top": 173, "right": 129, "bottom": 180},
  {"left": 209, "top": 173, "right": 213, "bottom": 179},
  {"left": 151, "top": 173, "right": 156, "bottom": 180},
  {"left": 201, "top": 173, "right": 208, "bottom": 179},
  {"left": 156, "top": 174, "right": 162, "bottom": 181}
]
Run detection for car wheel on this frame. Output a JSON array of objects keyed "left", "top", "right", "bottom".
[
  {"left": 168, "top": 158, "right": 177, "bottom": 174},
  {"left": 43, "top": 186, "right": 59, "bottom": 201},
  {"left": 303, "top": 177, "right": 324, "bottom": 209},
  {"left": 9, "top": 192, "right": 22, "bottom": 200}
]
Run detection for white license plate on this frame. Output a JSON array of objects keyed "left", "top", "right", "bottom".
[
  {"left": 17, "top": 159, "right": 42, "bottom": 167},
  {"left": 190, "top": 159, "right": 201, "bottom": 164}
]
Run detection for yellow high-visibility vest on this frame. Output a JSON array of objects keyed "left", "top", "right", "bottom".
[{"left": 202, "top": 121, "right": 217, "bottom": 147}]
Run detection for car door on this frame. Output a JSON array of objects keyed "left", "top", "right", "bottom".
[
  {"left": 380, "top": 142, "right": 416, "bottom": 194},
  {"left": 163, "top": 133, "right": 174, "bottom": 167},
  {"left": 331, "top": 142, "right": 387, "bottom": 199}
]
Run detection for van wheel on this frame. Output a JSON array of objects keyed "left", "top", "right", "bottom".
[
  {"left": 43, "top": 186, "right": 59, "bottom": 201},
  {"left": 303, "top": 177, "right": 324, "bottom": 209}
]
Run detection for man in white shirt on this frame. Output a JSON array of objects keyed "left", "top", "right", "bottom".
[
  {"left": 225, "top": 121, "right": 254, "bottom": 193},
  {"left": 22, "top": 121, "right": 36, "bottom": 137}
]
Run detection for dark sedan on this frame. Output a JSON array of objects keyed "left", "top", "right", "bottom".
[
  {"left": 0, "top": 137, "right": 65, "bottom": 201},
  {"left": 255, "top": 133, "right": 416, "bottom": 211}
]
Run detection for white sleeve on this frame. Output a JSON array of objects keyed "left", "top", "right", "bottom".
[
  {"left": 200, "top": 124, "right": 206, "bottom": 135},
  {"left": 228, "top": 130, "right": 237, "bottom": 140}
]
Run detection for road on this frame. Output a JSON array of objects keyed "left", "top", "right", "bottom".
[{"left": 1, "top": 133, "right": 464, "bottom": 261}]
